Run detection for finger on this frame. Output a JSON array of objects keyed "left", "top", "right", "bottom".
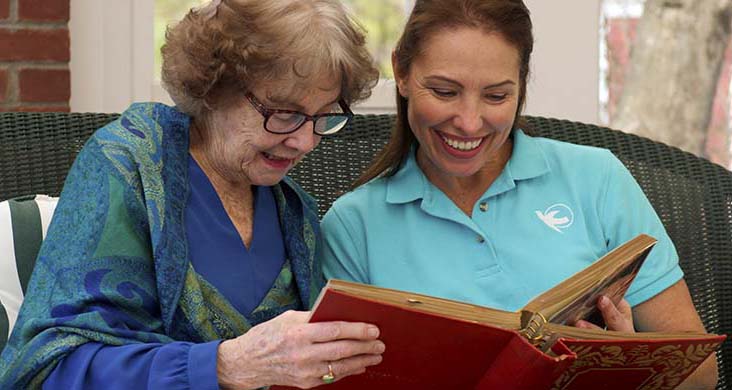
[
  {"left": 328, "top": 353, "right": 384, "bottom": 382},
  {"left": 289, "top": 352, "right": 383, "bottom": 389},
  {"left": 306, "top": 321, "right": 380, "bottom": 343},
  {"left": 574, "top": 319, "right": 602, "bottom": 330},
  {"left": 307, "top": 338, "right": 385, "bottom": 362},
  {"left": 616, "top": 298, "right": 633, "bottom": 316},
  {"left": 598, "top": 296, "right": 634, "bottom": 332}
]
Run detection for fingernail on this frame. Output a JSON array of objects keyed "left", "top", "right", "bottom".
[
  {"left": 375, "top": 341, "right": 386, "bottom": 353},
  {"left": 600, "top": 296, "right": 609, "bottom": 306},
  {"left": 367, "top": 326, "right": 379, "bottom": 338}
]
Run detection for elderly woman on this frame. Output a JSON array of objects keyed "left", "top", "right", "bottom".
[
  {"left": 319, "top": 0, "right": 717, "bottom": 388},
  {"left": 0, "top": 0, "right": 384, "bottom": 389}
]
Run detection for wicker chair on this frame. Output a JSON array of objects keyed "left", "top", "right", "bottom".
[{"left": 1, "top": 112, "right": 731, "bottom": 388}]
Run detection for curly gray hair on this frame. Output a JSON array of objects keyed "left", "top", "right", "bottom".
[{"left": 161, "top": 0, "right": 379, "bottom": 116}]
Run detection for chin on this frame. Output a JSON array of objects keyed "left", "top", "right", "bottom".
[
  {"left": 253, "top": 176, "right": 286, "bottom": 187},
  {"left": 446, "top": 168, "right": 482, "bottom": 178},
  {"left": 434, "top": 159, "right": 484, "bottom": 178},
  {"left": 247, "top": 165, "right": 292, "bottom": 187}
]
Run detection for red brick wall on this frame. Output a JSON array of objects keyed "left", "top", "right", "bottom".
[{"left": 0, "top": 0, "right": 70, "bottom": 112}]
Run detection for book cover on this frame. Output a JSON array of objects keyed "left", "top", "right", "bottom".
[
  {"left": 552, "top": 338, "right": 722, "bottom": 389},
  {"left": 305, "top": 288, "right": 574, "bottom": 389},
  {"left": 272, "top": 234, "right": 725, "bottom": 389}
]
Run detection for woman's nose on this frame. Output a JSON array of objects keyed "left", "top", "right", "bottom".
[
  {"left": 284, "top": 121, "right": 319, "bottom": 153},
  {"left": 454, "top": 100, "right": 484, "bottom": 133}
]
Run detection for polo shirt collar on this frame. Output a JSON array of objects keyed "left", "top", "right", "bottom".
[
  {"left": 385, "top": 143, "right": 425, "bottom": 204},
  {"left": 386, "top": 129, "right": 550, "bottom": 205},
  {"left": 508, "top": 128, "right": 551, "bottom": 180}
]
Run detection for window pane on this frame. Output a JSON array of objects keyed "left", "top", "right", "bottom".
[
  {"left": 342, "top": 0, "right": 414, "bottom": 79},
  {"left": 154, "top": 0, "right": 413, "bottom": 81},
  {"left": 600, "top": 0, "right": 732, "bottom": 168},
  {"left": 154, "top": 0, "right": 207, "bottom": 81},
  {"left": 598, "top": 0, "right": 644, "bottom": 124}
]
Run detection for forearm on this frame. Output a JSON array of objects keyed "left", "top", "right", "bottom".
[{"left": 44, "top": 340, "right": 222, "bottom": 390}]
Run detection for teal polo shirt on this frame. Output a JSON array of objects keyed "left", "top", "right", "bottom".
[{"left": 320, "top": 130, "right": 683, "bottom": 312}]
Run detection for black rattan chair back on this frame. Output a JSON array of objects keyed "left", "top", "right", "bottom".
[
  {"left": 524, "top": 116, "right": 732, "bottom": 390},
  {"left": 0, "top": 112, "right": 120, "bottom": 201},
  {"left": 1, "top": 112, "right": 730, "bottom": 388},
  {"left": 288, "top": 114, "right": 394, "bottom": 216}
]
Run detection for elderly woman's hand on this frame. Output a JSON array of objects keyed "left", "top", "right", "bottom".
[
  {"left": 216, "top": 310, "right": 384, "bottom": 389},
  {"left": 574, "top": 295, "right": 635, "bottom": 333}
]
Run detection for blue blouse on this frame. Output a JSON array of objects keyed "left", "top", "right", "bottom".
[
  {"left": 43, "top": 155, "right": 286, "bottom": 389},
  {"left": 186, "top": 155, "right": 286, "bottom": 316}
]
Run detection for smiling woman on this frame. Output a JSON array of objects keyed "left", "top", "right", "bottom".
[
  {"left": 318, "top": 0, "right": 719, "bottom": 388},
  {"left": 392, "top": 28, "right": 520, "bottom": 206}
]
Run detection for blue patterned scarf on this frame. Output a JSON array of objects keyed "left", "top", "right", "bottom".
[{"left": 0, "top": 103, "right": 324, "bottom": 388}]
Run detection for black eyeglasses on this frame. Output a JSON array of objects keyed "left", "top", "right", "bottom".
[{"left": 245, "top": 93, "right": 353, "bottom": 136}]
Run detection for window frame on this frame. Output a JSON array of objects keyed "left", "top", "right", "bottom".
[{"left": 69, "top": 0, "right": 154, "bottom": 113}]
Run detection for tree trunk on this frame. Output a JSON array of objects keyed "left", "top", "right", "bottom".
[{"left": 610, "top": 0, "right": 732, "bottom": 155}]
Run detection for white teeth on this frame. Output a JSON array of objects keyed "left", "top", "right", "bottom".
[
  {"left": 264, "top": 152, "right": 288, "bottom": 161},
  {"left": 440, "top": 134, "right": 482, "bottom": 151}
]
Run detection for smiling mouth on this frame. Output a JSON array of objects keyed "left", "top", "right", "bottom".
[
  {"left": 261, "top": 152, "right": 296, "bottom": 169},
  {"left": 437, "top": 132, "right": 484, "bottom": 151},
  {"left": 263, "top": 152, "right": 293, "bottom": 161}
]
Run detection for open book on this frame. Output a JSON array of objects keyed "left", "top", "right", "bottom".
[{"left": 273, "top": 234, "right": 725, "bottom": 390}]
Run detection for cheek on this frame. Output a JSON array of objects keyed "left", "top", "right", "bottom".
[
  {"left": 483, "top": 103, "right": 519, "bottom": 135},
  {"left": 225, "top": 134, "right": 262, "bottom": 169},
  {"left": 498, "top": 109, "right": 517, "bottom": 127},
  {"left": 499, "top": 100, "right": 520, "bottom": 126},
  {"left": 239, "top": 127, "right": 279, "bottom": 152},
  {"left": 407, "top": 98, "right": 448, "bottom": 133}
]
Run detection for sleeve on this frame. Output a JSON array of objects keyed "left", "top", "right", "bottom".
[
  {"left": 319, "top": 205, "right": 370, "bottom": 284},
  {"left": 43, "top": 341, "right": 222, "bottom": 390},
  {"left": 599, "top": 153, "right": 683, "bottom": 307}
]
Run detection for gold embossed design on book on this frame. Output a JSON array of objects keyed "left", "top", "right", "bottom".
[{"left": 551, "top": 342, "right": 721, "bottom": 390}]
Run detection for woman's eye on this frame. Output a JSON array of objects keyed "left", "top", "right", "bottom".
[
  {"left": 486, "top": 93, "right": 508, "bottom": 102},
  {"left": 431, "top": 88, "right": 456, "bottom": 98},
  {"left": 271, "top": 112, "right": 301, "bottom": 123}
]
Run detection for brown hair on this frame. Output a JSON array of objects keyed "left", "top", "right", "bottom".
[
  {"left": 161, "top": 0, "right": 379, "bottom": 117},
  {"left": 353, "top": 0, "right": 533, "bottom": 188}
]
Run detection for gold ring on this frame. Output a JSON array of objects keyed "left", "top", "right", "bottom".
[{"left": 321, "top": 362, "right": 335, "bottom": 384}]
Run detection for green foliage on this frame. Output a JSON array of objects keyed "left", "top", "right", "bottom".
[
  {"left": 154, "top": 0, "right": 206, "bottom": 80},
  {"left": 342, "top": 0, "right": 411, "bottom": 78},
  {"left": 153, "top": 0, "right": 411, "bottom": 80}
]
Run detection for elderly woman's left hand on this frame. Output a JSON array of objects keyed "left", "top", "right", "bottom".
[
  {"left": 573, "top": 296, "right": 635, "bottom": 332},
  {"left": 217, "top": 310, "right": 383, "bottom": 389}
]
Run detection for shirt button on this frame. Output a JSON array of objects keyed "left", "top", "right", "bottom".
[
  {"left": 479, "top": 202, "right": 488, "bottom": 212},
  {"left": 477, "top": 236, "right": 485, "bottom": 243}
]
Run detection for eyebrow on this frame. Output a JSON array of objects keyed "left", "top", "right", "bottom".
[{"left": 424, "top": 75, "right": 516, "bottom": 89}]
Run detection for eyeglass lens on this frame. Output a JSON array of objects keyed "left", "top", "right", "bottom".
[{"left": 266, "top": 114, "right": 349, "bottom": 135}]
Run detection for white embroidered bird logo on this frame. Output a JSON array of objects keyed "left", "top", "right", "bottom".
[{"left": 535, "top": 204, "right": 574, "bottom": 233}]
